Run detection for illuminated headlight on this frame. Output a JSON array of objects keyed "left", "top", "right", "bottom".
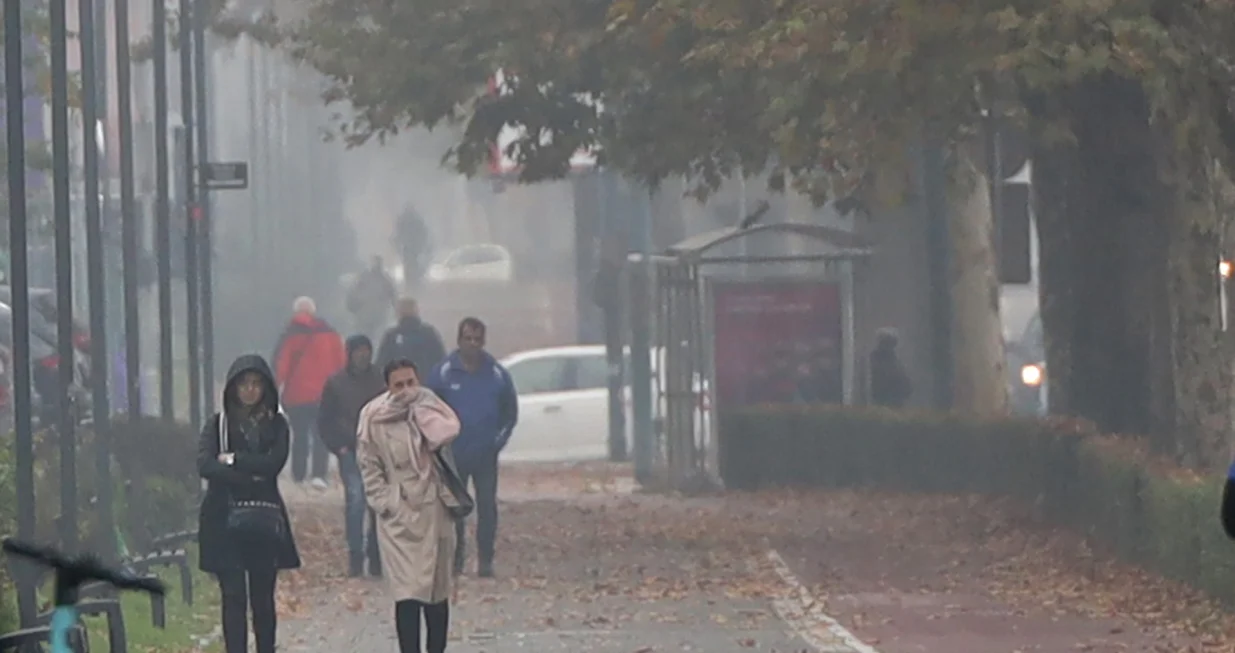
[{"left": 1020, "top": 364, "right": 1043, "bottom": 387}]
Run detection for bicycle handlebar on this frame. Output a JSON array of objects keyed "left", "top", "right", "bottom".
[{"left": 2, "top": 538, "right": 166, "bottom": 605}]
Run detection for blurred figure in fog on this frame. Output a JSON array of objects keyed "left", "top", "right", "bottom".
[
  {"left": 347, "top": 256, "right": 398, "bottom": 341},
  {"left": 318, "top": 334, "right": 386, "bottom": 577},
  {"left": 376, "top": 297, "right": 447, "bottom": 374},
  {"left": 426, "top": 318, "right": 518, "bottom": 578},
  {"left": 869, "top": 328, "right": 912, "bottom": 408},
  {"left": 395, "top": 207, "right": 433, "bottom": 286},
  {"left": 273, "top": 296, "right": 346, "bottom": 487},
  {"left": 796, "top": 340, "right": 844, "bottom": 404}
]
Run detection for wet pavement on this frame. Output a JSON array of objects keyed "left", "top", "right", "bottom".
[{"left": 269, "top": 463, "right": 1224, "bottom": 653}]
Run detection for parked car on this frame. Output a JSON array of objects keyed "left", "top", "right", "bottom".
[
  {"left": 0, "top": 286, "right": 92, "bottom": 355},
  {"left": 425, "top": 244, "right": 514, "bottom": 283},
  {"left": 1006, "top": 311, "right": 1046, "bottom": 416},
  {"left": 499, "top": 344, "right": 709, "bottom": 463},
  {"left": 0, "top": 302, "right": 90, "bottom": 426}
]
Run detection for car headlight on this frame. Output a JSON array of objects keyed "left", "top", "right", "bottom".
[{"left": 1020, "top": 364, "right": 1043, "bottom": 387}]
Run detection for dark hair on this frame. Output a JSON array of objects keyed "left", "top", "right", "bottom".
[
  {"left": 457, "top": 317, "right": 486, "bottom": 340},
  {"left": 383, "top": 358, "right": 419, "bottom": 383}
]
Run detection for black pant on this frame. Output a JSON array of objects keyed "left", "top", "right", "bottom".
[
  {"left": 395, "top": 599, "right": 449, "bottom": 653},
  {"left": 217, "top": 566, "right": 278, "bottom": 653},
  {"left": 286, "top": 402, "right": 327, "bottom": 482},
  {"left": 453, "top": 456, "right": 499, "bottom": 571}
]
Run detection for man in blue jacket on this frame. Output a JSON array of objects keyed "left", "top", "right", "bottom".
[{"left": 425, "top": 317, "right": 518, "bottom": 578}]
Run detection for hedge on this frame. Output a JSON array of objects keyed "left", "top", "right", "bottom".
[
  {"left": 0, "top": 417, "right": 202, "bottom": 631},
  {"left": 719, "top": 406, "right": 1235, "bottom": 605}
]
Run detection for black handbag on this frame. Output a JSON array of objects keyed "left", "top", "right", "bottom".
[
  {"left": 219, "top": 414, "right": 288, "bottom": 543},
  {"left": 434, "top": 449, "right": 474, "bottom": 520}
]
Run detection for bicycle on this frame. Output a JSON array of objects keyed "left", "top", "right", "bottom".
[{"left": 1, "top": 538, "right": 165, "bottom": 653}]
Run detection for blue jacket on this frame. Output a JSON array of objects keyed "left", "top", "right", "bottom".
[{"left": 425, "top": 351, "right": 519, "bottom": 467}]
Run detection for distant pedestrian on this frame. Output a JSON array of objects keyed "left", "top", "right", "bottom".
[
  {"left": 357, "top": 358, "right": 462, "bottom": 653},
  {"left": 318, "top": 334, "right": 386, "bottom": 577},
  {"left": 348, "top": 256, "right": 398, "bottom": 341},
  {"left": 869, "top": 328, "right": 912, "bottom": 408},
  {"left": 272, "top": 296, "right": 346, "bottom": 487},
  {"left": 197, "top": 354, "right": 300, "bottom": 653},
  {"left": 376, "top": 297, "right": 448, "bottom": 374},
  {"left": 425, "top": 317, "right": 518, "bottom": 578},
  {"left": 395, "top": 207, "right": 433, "bottom": 286}
]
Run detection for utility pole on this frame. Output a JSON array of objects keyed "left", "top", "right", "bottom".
[
  {"left": 50, "top": 0, "right": 79, "bottom": 552},
  {"left": 5, "top": 0, "right": 37, "bottom": 623},
  {"left": 115, "top": 0, "right": 143, "bottom": 418},
  {"left": 78, "top": 0, "right": 115, "bottom": 560},
  {"left": 179, "top": 0, "right": 202, "bottom": 427},
  {"left": 193, "top": 0, "right": 215, "bottom": 412},
  {"left": 154, "top": 0, "right": 174, "bottom": 419}
]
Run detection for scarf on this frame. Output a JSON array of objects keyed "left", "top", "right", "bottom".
[{"left": 364, "top": 387, "right": 461, "bottom": 473}]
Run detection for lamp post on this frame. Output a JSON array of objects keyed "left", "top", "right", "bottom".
[{"left": 154, "top": 0, "right": 174, "bottom": 419}]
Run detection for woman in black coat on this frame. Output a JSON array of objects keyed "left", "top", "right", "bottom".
[{"left": 197, "top": 354, "right": 301, "bottom": 653}]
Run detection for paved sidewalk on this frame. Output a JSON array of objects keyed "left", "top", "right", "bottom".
[
  {"left": 272, "top": 463, "right": 1227, "bottom": 653},
  {"left": 277, "top": 466, "right": 862, "bottom": 652}
]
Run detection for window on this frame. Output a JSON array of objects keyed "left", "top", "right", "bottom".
[
  {"left": 572, "top": 354, "right": 610, "bottom": 390},
  {"left": 507, "top": 356, "right": 569, "bottom": 394}
]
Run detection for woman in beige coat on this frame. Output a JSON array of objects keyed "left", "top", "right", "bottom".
[{"left": 357, "top": 358, "right": 461, "bottom": 653}]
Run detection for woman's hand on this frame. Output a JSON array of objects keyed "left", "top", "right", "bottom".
[{"left": 217, "top": 453, "right": 235, "bottom": 465}]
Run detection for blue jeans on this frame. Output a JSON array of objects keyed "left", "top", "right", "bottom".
[{"left": 339, "top": 451, "right": 380, "bottom": 563}]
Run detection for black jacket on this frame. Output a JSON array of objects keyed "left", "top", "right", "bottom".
[
  {"left": 317, "top": 364, "right": 385, "bottom": 453},
  {"left": 375, "top": 317, "right": 447, "bottom": 374},
  {"left": 196, "top": 354, "right": 301, "bottom": 573}
]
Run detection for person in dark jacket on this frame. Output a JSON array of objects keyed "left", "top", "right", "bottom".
[
  {"left": 376, "top": 297, "right": 447, "bottom": 374},
  {"left": 318, "top": 334, "right": 387, "bottom": 577},
  {"left": 424, "top": 317, "right": 518, "bottom": 578},
  {"left": 869, "top": 328, "right": 912, "bottom": 407},
  {"left": 197, "top": 354, "right": 301, "bottom": 653},
  {"left": 272, "top": 296, "right": 347, "bottom": 487}
]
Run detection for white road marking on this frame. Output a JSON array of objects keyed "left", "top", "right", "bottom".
[{"left": 766, "top": 549, "right": 882, "bottom": 653}]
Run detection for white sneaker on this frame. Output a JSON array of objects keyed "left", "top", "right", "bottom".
[{"left": 310, "top": 477, "right": 329, "bottom": 490}]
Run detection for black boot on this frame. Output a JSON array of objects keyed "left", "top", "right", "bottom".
[
  {"left": 477, "top": 560, "right": 494, "bottom": 578},
  {"left": 348, "top": 553, "right": 364, "bottom": 578},
  {"left": 368, "top": 552, "right": 383, "bottom": 578}
]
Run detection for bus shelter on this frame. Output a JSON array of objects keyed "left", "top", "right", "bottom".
[{"left": 626, "top": 222, "right": 873, "bottom": 491}]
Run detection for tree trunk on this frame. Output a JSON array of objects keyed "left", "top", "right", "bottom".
[
  {"left": 1030, "top": 76, "right": 1173, "bottom": 441},
  {"left": 946, "top": 156, "right": 1009, "bottom": 416},
  {"left": 1167, "top": 194, "right": 1232, "bottom": 469}
]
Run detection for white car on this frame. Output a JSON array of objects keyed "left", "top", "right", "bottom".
[
  {"left": 499, "top": 345, "right": 709, "bottom": 463},
  {"left": 425, "top": 244, "right": 514, "bottom": 283}
]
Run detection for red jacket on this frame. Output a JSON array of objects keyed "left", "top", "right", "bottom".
[{"left": 272, "top": 313, "right": 346, "bottom": 406}]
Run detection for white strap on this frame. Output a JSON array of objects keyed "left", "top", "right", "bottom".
[{"left": 218, "top": 412, "right": 229, "bottom": 453}]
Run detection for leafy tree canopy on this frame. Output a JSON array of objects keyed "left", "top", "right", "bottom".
[{"left": 278, "top": 0, "right": 1235, "bottom": 201}]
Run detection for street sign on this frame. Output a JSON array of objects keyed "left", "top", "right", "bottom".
[{"left": 201, "top": 161, "right": 248, "bottom": 190}]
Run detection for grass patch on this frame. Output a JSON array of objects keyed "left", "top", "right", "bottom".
[{"left": 79, "top": 562, "right": 220, "bottom": 653}]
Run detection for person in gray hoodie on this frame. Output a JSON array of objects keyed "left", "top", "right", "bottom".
[{"left": 318, "top": 334, "right": 387, "bottom": 576}]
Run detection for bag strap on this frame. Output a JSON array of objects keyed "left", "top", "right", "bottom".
[{"left": 218, "top": 412, "right": 229, "bottom": 454}]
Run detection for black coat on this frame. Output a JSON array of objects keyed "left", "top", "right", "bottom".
[
  {"left": 196, "top": 354, "right": 302, "bottom": 574},
  {"left": 317, "top": 365, "right": 385, "bottom": 453},
  {"left": 375, "top": 317, "right": 447, "bottom": 374}
]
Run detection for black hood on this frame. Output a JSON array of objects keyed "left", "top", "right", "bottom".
[{"left": 224, "top": 354, "right": 280, "bottom": 412}]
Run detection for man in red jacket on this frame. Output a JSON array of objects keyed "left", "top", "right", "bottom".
[{"left": 273, "top": 296, "right": 346, "bottom": 487}]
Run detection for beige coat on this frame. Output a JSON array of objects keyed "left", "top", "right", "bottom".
[{"left": 357, "top": 386, "right": 461, "bottom": 604}]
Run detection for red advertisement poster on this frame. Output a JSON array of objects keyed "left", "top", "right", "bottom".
[{"left": 712, "top": 280, "right": 844, "bottom": 408}]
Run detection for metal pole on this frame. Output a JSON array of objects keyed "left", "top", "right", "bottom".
[
  {"left": 153, "top": 0, "right": 173, "bottom": 418},
  {"left": 193, "top": 0, "right": 214, "bottom": 412},
  {"left": 178, "top": 0, "right": 201, "bottom": 427},
  {"left": 4, "top": 0, "right": 37, "bottom": 622},
  {"left": 50, "top": 0, "right": 79, "bottom": 552},
  {"left": 630, "top": 179, "right": 655, "bottom": 483},
  {"left": 115, "top": 0, "right": 142, "bottom": 417},
  {"left": 598, "top": 172, "right": 627, "bottom": 461},
  {"left": 78, "top": 0, "right": 115, "bottom": 560}
]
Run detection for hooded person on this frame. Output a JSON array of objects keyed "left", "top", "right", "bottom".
[
  {"left": 197, "top": 354, "right": 301, "bottom": 653},
  {"left": 318, "top": 334, "right": 388, "bottom": 576},
  {"left": 357, "top": 358, "right": 462, "bottom": 653}
]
